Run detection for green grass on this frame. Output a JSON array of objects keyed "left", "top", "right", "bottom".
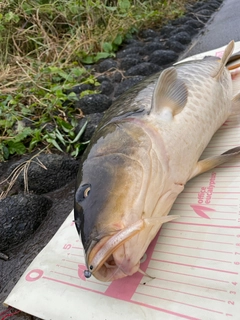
[{"left": 0, "top": 0, "right": 195, "bottom": 161}]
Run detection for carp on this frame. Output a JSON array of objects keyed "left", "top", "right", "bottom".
[{"left": 74, "top": 40, "right": 240, "bottom": 281}]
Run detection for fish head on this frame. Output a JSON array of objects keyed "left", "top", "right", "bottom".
[
  {"left": 74, "top": 125, "right": 182, "bottom": 282},
  {"left": 74, "top": 149, "right": 147, "bottom": 281}
]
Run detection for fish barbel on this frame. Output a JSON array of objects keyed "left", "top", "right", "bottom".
[{"left": 74, "top": 41, "right": 240, "bottom": 282}]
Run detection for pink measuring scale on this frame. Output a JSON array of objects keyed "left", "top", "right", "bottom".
[{"left": 4, "top": 45, "right": 240, "bottom": 320}]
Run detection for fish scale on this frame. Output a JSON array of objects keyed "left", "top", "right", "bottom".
[
  {"left": 156, "top": 60, "right": 232, "bottom": 182},
  {"left": 74, "top": 40, "right": 240, "bottom": 281}
]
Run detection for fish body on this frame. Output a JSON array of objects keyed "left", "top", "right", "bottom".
[{"left": 74, "top": 41, "right": 240, "bottom": 281}]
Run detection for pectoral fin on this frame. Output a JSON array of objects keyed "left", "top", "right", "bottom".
[
  {"left": 151, "top": 67, "right": 188, "bottom": 120},
  {"left": 189, "top": 146, "right": 240, "bottom": 180}
]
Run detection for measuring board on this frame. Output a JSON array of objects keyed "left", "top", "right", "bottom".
[{"left": 4, "top": 43, "right": 240, "bottom": 320}]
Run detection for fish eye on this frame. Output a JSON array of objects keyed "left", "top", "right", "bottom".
[
  {"left": 75, "top": 184, "right": 91, "bottom": 202},
  {"left": 84, "top": 186, "right": 91, "bottom": 198}
]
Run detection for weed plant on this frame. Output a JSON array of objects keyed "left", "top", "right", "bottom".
[{"left": 0, "top": 0, "right": 190, "bottom": 160}]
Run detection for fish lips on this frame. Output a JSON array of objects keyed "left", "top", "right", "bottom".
[
  {"left": 85, "top": 235, "right": 140, "bottom": 282},
  {"left": 83, "top": 218, "right": 148, "bottom": 281}
]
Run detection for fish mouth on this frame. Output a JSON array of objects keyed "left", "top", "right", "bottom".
[
  {"left": 85, "top": 219, "right": 145, "bottom": 281},
  {"left": 87, "top": 237, "right": 140, "bottom": 282},
  {"left": 84, "top": 215, "right": 178, "bottom": 281}
]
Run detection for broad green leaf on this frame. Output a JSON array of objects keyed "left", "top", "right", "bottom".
[
  {"left": 71, "top": 68, "right": 86, "bottom": 77},
  {"left": 94, "top": 52, "right": 112, "bottom": 62},
  {"left": 113, "top": 34, "right": 123, "bottom": 45},
  {"left": 7, "top": 141, "right": 26, "bottom": 155},
  {"left": 14, "top": 127, "right": 33, "bottom": 142},
  {"left": 105, "top": 6, "right": 117, "bottom": 12},
  {"left": 5, "top": 12, "right": 20, "bottom": 23},
  {"left": 67, "top": 92, "right": 78, "bottom": 101},
  {"left": 102, "top": 42, "right": 113, "bottom": 53},
  {"left": 81, "top": 56, "right": 95, "bottom": 64},
  {"left": 57, "top": 118, "right": 72, "bottom": 133},
  {"left": 119, "top": 0, "right": 131, "bottom": 11}
]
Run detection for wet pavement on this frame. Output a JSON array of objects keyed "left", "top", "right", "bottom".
[{"left": 182, "top": 0, "right": 240, "bottom": 58}]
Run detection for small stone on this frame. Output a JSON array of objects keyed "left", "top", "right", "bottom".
[
  {"left": 139, "top": 43, "right": 164, "bottom": 55},
  {"left": 96, "top": 75, "right": 109, "bottom": 83},
  {"left": 110, "top": 71, "right": 123, "bottom": 83},
  {"left": 160, "top": 25, "right": 176, "bottom": 37},
  {"left": 139, "top": 29, "right": 158, "bottom": 39},
  {"left": 123, "top": 40, "right": 144, "bottom": 50},
  {"left": 116, "top": 47, "right": 141, "bottom": 59},
  {"left": 148, "top": 50, "right": 178, "bottom": 66},
  {"left": 122, "top": 38, "right": 141, "bottom": 46},
  {"left": 171, "top": 16, "right": 189, "bottom": 26},
  {"left": 114, "top": 76, "right": 145, "bottom": 98},
  {"left": 75, "top": 94, "right": 112, "bottom": 114},
  {"left": 66, "top": 83, "right": 94, "bottom": 96},
  {"left": 165, "top": 40, "right": 186, "bottom": 53},
  {"left": 121, "top": 53, "right": 141, "bottom": 60},
  {"left": 153, "top": 36, "right": 163, "bottom": 43},
  {"left": 170, "top": 25, "right": 197, "bottom": 37},
  {"left": 125, "top": 62, "right": 161, "bottom": 77},
  {"left": 119, "top": 58, "right": 141, "bottom": 70},
  {"left": 99, "top": 80, "right": 114, "bottom": 96},
  {"left": 98, "top": 59, "right": 117, "bottom": 72},
  {"left": 185, "top": 19, "right": 203, "bottom": 29},
  {"left": 169, "top": 32, "right": 191, "bottom": 45}
]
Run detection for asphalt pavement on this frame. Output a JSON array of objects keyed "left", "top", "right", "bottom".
[{"left": 182, "top": 0, "right": 240, "bottom": 57}]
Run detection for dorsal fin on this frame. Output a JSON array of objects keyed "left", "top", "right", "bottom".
[
  {"left": 151, "top": 67, "right": 188, "bottom": 120},
  {"left": 214, "top": 40, "right": 234, "bottom": 79}
]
